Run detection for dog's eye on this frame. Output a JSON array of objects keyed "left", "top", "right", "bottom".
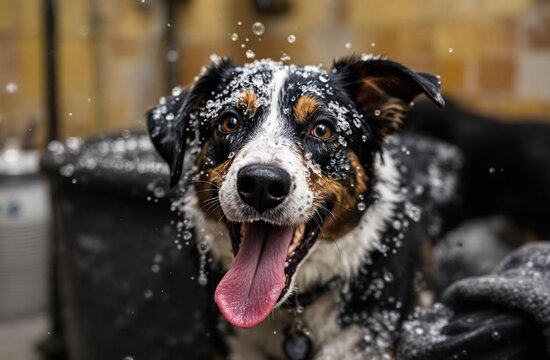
[
  {"left": 310, "top": 121, "right": 334, "bottom": 140},
  {"left": 219, "top": 115, "right": 240, "bottom": 133}
]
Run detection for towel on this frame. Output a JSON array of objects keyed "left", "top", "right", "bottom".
[{"left": 397, "top": 243, "right": 550, "bottom": 360}]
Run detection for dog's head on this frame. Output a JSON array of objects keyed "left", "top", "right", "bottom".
[{"left": 148, "top": 55, "right": 443, "bottom": 328}]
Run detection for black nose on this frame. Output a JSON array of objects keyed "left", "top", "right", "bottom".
[{"left": 237, "top": 164, "right": 291, "bottom": 213}]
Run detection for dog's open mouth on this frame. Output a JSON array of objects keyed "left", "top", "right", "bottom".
[{"left": 214, "top": 207, "right": 328, "bottom": 328}]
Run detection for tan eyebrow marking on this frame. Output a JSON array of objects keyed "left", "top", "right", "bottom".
[
  {"left": 294, "top": 95, "right": 319, "bottom": 123},
  {"left": 237, "top": 89, "right": 258, "bottom": 116}
]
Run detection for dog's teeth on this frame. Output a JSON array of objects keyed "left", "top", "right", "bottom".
[
  {"left": 288, "top": 224, "right": 306, "bottom": 256},
  {"left": 240, "top": 223, "right": 248, "bottom": 238}
]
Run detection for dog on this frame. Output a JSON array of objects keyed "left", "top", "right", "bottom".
[{"left": 147, "top": 55, "right": 460, "bottom": 359}]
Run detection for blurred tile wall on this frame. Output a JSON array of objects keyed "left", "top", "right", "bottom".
[{"left": 1, "top": 0, "right": 549, "bottom": 146}]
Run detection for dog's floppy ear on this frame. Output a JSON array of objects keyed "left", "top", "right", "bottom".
[
  {"left": 147, "top": 57, "right": 236, "bottom": 186},
  {"left": 331, "top": 55, "right": 444, "bottom": 137}
]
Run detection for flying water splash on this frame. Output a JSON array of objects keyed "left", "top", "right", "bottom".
[{"left": 251, "top": 22, "right": 265, "bottom": 36}]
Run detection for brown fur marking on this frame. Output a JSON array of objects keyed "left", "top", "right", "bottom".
[
  {"left": 294, "top": 96, "right": 319, "bottom": 123},
  {"left": 309, "top": 152, "right": 369, "bottom": 240},
  {"left": 195, "top": 143, "right": 235, "bottom": 222},
  {"left": 238, "top": 89, "right": 258, "bottom": 116},
  {"left": 357, "top": 78, "right": 409, "bottom": 137}
]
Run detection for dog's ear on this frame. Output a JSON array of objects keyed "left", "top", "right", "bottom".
[
  {"left": 331, "top": 55, "right": 444, "bottom": 137},
  {"left": 147, "top": 57, "right": 235, "bottom": 186}
]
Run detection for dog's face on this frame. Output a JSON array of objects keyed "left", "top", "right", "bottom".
[{"left": 148, "top": 55, "right": 443, "bottom": 329}]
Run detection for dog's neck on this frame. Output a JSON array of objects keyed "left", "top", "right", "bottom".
[{"left": 184, "top": 148, "right": 401, "bottom": 297}]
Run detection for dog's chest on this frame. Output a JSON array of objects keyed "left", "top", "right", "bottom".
[{"left": 227, "top": 290, "right": 363, "bottom": 360}]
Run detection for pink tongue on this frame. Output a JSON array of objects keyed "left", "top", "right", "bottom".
[{"left": 215, "top": 222, "right": 294, "bottom": 328}]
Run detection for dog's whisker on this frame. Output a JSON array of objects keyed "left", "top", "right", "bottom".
[
  {"left": 201, "top": 201, "right": 222, "bottom": 215},
  {"left": 200, "top": 198, "right": 221, "bottom": 212},
  {"left": 332, "top": 237, "right": 343, "bottom": 259},
  {"left": 199, "top": 198, "right": 220, "bottom": 210},
  {"left": 204, "top": 206, "right": 222, "bottom": 217},
  {"left": 319, "top": 205, "right": 338, "bottom": 222},
  {"left": 195, "top": 188, "right": 220, "bottom": 194},
  {"left": 317, "top": 204, "right": 342, "bottom": 225},
  {"left": 191, "top": 180, "right": 221, "bottom": 189},
  {"left": 216, "top": 213, "right": 227, "bottom": 224},
  {"left": 199, "top": 196, "right": 220, "bottom": 205}
]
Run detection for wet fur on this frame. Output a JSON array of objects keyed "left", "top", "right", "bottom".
[{"left": 147, "top": 55, "right": 445, "bottom": 359}]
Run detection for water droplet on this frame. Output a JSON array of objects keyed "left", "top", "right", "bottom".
[
  {"left": 198, "top": 241, "right": 209, "bottom": 254},
  {"left": 197, "top": 274, "right": 208, "bottom": 286},
  {"left": 489, "top": 167, "right": 495, "bottom": 174},
  {"left": 287, "top": 34, "right": 296, "bottom": 43},
  {"left": 448, "top": 47, "right": 454, "bottom": 53},
  {"left": 245, "top": 49, "right": 256, "bottom": 59},
  {"left": 374, "top": 109, "right": 381, "bottom": 116},
  {"left": 357, "top": 202, "right": 366, "bottom": 211},
  {"left": 144, "top": 290, "right": 153, "bottom": 299},
  {"left": 361, "top": 135, "right": 368, "bottom": 142},
  {"left": 392, "top": 220, "right": 401, "bottom": 230},
  {"left": 151, "top": 264, "right": 160, "bottom": 273},
  {"left": 280, "top": 53, "right": 291, "bottom": 61},
  {"left": 60, "top": 164, "right": 75, "bottom": 177},
  {"left": 492, "top": 331, "right": 501, "bottom": 341},
  {"left": 230, "top": 33, "right": 238, "bottom": 41},
  {"left": 171, "top": 86, "right": 182, "bottom": 96},
  {"left": 318, "top": 73, "right": 329, "bottom": 82},
  {"left": 5, "top": 82, "right": 18, "bottom": 93},
  {"left": 251, "top": 22, "right": 265, "bottom": 36},
  {"left": 296, "top": 306, "right": 304, "bottom": 314},
  {"left": 345, "top": 42, "right": 352, "bottom": 49},
  {"left": 183, "top": 230, "right": 192, "bottom": 240},
  {"left": 166, "top": 49, "right": 179, "bottom": 62}
]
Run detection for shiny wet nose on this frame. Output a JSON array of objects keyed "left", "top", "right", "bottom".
[{"left": 237, "top": 164, "right": 291, "bottom": 213}]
